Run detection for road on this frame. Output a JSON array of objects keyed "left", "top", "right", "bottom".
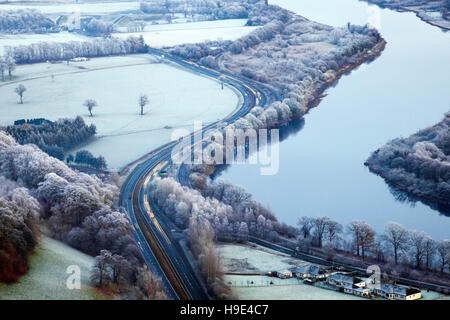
[
  {"left": 121, "top": 48, "right": 450, "bottom": 299},
  {"left": 120, "top": 47, "right": 275, "bottom": 300}
]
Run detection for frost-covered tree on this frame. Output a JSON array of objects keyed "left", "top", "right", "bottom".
[
  {"left": 139, "top": 94, "right": 149, "bottom": 115},
  {"left": 409, "top": 230, "right": 428, "bottom": 269},
  {"left": 311, "top": 216, "right": 330, "bottom": 248},
  {"left": 14, "top": 84, "right": 26, "bottom": 104},
  {"left": 297, "top": 216, "right": 314, "bottom": 239},
  {"left": 83, "top": 99, "right": 97, "bottom": 117},
  {"left": 0, "top": 177, "right": 40, "bottom": 283},
  {"left": 6, "top": 56, "right": 15, "bottom": 80},
  {"left": 437, "top": 239, "right": 450, "bottom": 273},
  {"left": 0, "top": 57, "right": 6, "bottom": 81},
  {"left": 5, "top": 36, "right": 147, "bottom": 65},
  {"left": 347, "top": 220, "right": 375, "bottom": 259},
  {"left": 382, "top": 222, "right": 410, "bottom": 265},
  {"left": 0, "top": 9, "right": 54, "bottom": 34}
]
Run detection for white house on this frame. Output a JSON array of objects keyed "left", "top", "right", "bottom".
[
  {"left": 375, "top": 284, "right": 422, "bottom": 300},
  {"left": 295, "top": 264, "right": 331, "bottom": 279},
  {"left": 326, "top": 273, "right": 366, "bottom": 288},
  {"left": 276, "top": 270, "right": 293, "bottom": 279},
  {"left": 343, "top": 283, "right": 371, "bottom": 297}
]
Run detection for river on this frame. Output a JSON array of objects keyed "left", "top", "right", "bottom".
[{"left": 217, "top": 0, "right": 450, "bottom": 240}]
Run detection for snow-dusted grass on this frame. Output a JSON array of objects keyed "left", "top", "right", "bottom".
[
  {"left": 217, "top": 243, "right": 308, "bottom": 273},
  {"left": 0, "top": 32, "right": 91, "bottom": 55},
  {"left": 0, "top": 54, "right": 239, "bottom": 169},
  {"left": 0, "top": 2, "right": 141, "bottom": 15},
  {"left": 0, "top": 236, "right": 104, "bottom": 300},
  {"left": 224, "top": 275, "right": 365, "bottom": 300},
  {"left": 113, "top": 19, "right": 258, "bottom": 48}
]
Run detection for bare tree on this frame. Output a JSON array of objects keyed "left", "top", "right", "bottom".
[
  {"left": 423, "top": 236, "right": 436, "bottom": 270},
  {"left": 312, "top": 216, "right": 330, "bottom": 248},
  {"left": 347, "top": 220, "right": 363, "bottom": 257},
  {"left": 0, "top": 57, "right": 6, "bottom": 81},
  {"left": 382, "top": 222, "right": 409, "bottom": 265},
  {"left": 139, "top": 94, "right": 149, "bottom": 115},
  {"left": 347, "top": 220, "right": 375, "bottom": 259},
  {"left": 297, "top": 216, "right": 313, "bottom": 239},
  {"left": 90, "top": 250, "right": 112, "bottom": 287},
  {"left": 326, "top": 219, "right": 343, "bottom": 245},
  {"left": 437, "top": 240, "right": 450, "bottom": 273},
  {"left": 83, "top": 99, "right": 97, "bottom": 117},
  {"left": 409, "top": 230, "right": 427, "bottom": 269},
  {"left": 14, "top": 84, "right": 26, "bottom": 104},
  {"left": 359, "top": 222, "right": 376, "bottom": 260},
  {"left": 135, "top": 266, "right": 168, "bottom": 300},
  {"left": 111, "top": 254, "right": 132, "bottom": 285},
  {"left": 6, "top": 56, "right": 15, "bottom": 80}
]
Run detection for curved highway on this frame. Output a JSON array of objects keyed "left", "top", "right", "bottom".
[{"left": 120, "top": 47, "right": 274, "bottom": 300}]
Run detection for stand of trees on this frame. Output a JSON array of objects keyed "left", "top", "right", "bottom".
[
  {"left": 139, "top": 0, "right": 249, "bottom": 20},
  {"left": 0, "top": 9, "right": 55, "bottom": 34},
  {"left": 69, "top": 150, "right": 107, "bottom": 171},
  {"left": 4, "top": 36, "right": 147, "bottom": 65},
  {"left": 150, "top": 176, "right": 295, "bottom": 244},
  {"left": 0, "top": 132, "right": 166, "bottom": 298},
  {"left": 0, "top": 177, "right": 40, "bottom": 283},
  {"left": 297, "top": 216, "right": 450, "bottom": 275},
  {"left": 5, "top": 116, "right": 96, "bottom": 161},
  {"left": 186, "top": 216, "right": 232, "bottom": 299},
  {"left": 365, "top": 112, "right": 450, "bottom": 211},
  {"left": 86, "top": 18, "right": 113, "bottom": 36}
]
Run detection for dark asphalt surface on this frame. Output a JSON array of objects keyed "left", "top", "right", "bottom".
[{"left": 120, "top": 48, "right": 275, "bottom": 300}]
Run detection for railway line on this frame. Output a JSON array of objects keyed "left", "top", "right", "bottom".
[{"left": 120, "top": 47, "right": 274, "bottom": 300}]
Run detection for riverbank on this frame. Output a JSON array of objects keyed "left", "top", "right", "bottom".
[
  {"left": 365, "top": 0, "right": 450, "bottom": 31},
  {"left": 365, "top": 112, "right": 450, "bottom": 214}
]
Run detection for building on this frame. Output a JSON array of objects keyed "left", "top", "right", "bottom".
[
  {"left": 375, "top": 284, "right": 422, "bottom": 300},
  {"left": 295, "top": 264, "right": 331, "bottom": 279},
  {"left": 343, "top": 283, "right": 371, "bottom": 297},
  {"left": 326, "top": 273, "right": 366, "bottom": 288},
  {"left": 276, "top": 270, "right": 293, "bottom": 279}
]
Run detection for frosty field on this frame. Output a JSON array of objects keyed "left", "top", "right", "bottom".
[
  {"left": 217, "top": 243, "right": 307, "bottom": 273},
  {"left": 218, "top": 243, "right": 364, "bottom": 300},
  {"left": 113, "top": 19, "right": 258, "bottom": 48},
  {"left": 0, "top": 236, "right": 102, "bottom": 300},
  {"left": 0, "top": 54, "right": 239, "bottom": 168}
]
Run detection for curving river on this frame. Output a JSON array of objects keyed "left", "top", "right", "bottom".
[{"left": 218, "top": 0, "right": 450, "bottom": 239}]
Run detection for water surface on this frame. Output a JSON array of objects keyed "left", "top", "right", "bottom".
[{"left": 218, "top": 0, "right": 450, "bottom": 239}]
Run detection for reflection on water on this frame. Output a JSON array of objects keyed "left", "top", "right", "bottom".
[{"left": 217, "top": 0, "right": 450, "bottom": 239}]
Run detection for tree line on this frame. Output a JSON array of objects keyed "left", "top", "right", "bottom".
[
  {"left": 139, "top": 0, "right": 249, "bottom": 20},
  {"left": 0, "top": 176, "right": 40, "bottom": 283},
  {"left": 0, "top": 9, "right": 55, "bottom": 34},
  {"left": 3, "top": 35, "right": 147, "bottom": 65},
  {"left": 4, "top": 116, "right": 96, "bottom": 161},
  {"left": 297, "top": 216, "right": 450, "bottom": 275},
  {"left": 66, "top": 150, "right": 107, "bottom": 171}
]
